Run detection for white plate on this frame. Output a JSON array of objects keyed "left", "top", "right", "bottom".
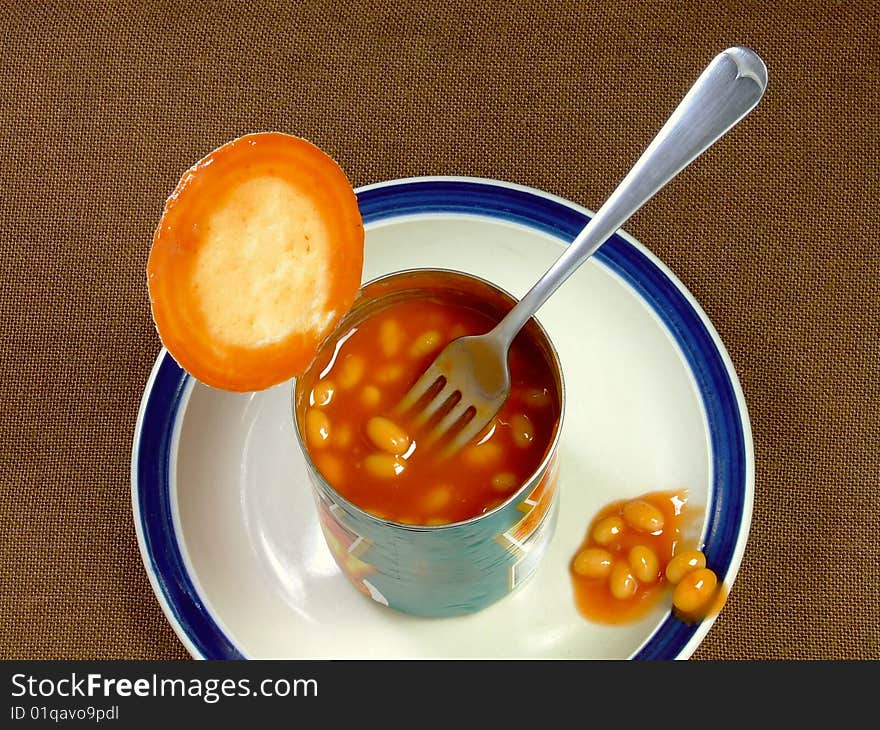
[{"left": 131, "top": 176, "right": 754, "bottom": 659}]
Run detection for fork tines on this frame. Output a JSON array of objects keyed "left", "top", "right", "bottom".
[{"left": 395, "top": 368, "right": 476, "bottom": 449}]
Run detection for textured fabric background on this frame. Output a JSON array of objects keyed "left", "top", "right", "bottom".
[{"left": 1, "top": 1, "right": 877, "bottom": 660}]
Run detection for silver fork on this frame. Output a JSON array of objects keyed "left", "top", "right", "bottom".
[{"left": 396, "top": 47, "right": 768, "bottom": 455}]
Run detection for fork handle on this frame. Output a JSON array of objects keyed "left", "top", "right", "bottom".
[{"left": 491, "top": 46, "right": 767, "bottom": 345}]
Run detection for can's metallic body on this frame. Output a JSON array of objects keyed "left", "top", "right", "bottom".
[{"left": 294, "top": 269, "right": 565, "bottom": 617}]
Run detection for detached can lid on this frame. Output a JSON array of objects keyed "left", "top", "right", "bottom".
[{"left": 147, "top": 132, "right": 364, "bottom": 392}]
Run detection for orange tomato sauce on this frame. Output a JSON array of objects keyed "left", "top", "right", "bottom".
[
  {"left": 297, "top": 295, "right": 561, "bottom": 525},
  {"left": 570, "top": 490, "right": 697, "bottom": 624}
]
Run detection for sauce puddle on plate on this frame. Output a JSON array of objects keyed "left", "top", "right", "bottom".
[{"left": 569, "top": 490, "right": 727, "bottom": 625}]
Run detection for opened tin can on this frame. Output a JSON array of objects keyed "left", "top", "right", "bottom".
[{"left": 292, "top": 269, "right": 565, "bottom": 617}]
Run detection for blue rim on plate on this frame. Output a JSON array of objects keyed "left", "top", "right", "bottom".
[{"left": 131, "top": 177, "right": 753, "bottom": 660}]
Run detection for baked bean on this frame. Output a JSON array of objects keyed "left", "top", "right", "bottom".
[
  {"left": 364, "top": 453, "right": 407, "bottom": 478},
  {"left": 311, "top": 379, "right": 335, "bottom": 407},
  {"left": 672, "top": 567, "right": 718, "bottom": 614},
  {"left": 572, "top": 547, "right": 614, "bottom": 579},
  {"left": 338, "top": 355, "right": 365, "bottom": 389},
  {"left": 491, "top": 472, "right": 517, "bottom": 492},
  {"left": 449, "top": 323, "right": 467, "bottom": 340},
  {"left": 380, "top": 319, "right": 404, "bottom": 357},
  {"left": 360, "top": 385, "right": 381, "bottom": 408},
  {"left": 409, "top": 330, "right": 442, "bottom": 358},
  {"left": 314, "top": 454, "right": 343, "bottom": 486},
  {"left": 665, "top": 549, "right": 707, "bottom": 584},
  {"left": 592, "top": 515, "right": 625, "bottom": 545},
  {"left": 366, "top": 416, "right": 411, "bottom": 455},
  {"left": 305, "top": 409, "right": 331, "bottom": 447},
  {"left": 628, "top": 545, "right": 660, "bottom": 583},
  {"left": 423, "top": 486, "right": 451, "bottom": 511},
  {"left": 522, "top": 387, "right": 552, "bottom": 408},
  {"left": 334, "top": 423, "right": 353, "bottom": 448},
  {"left": 462, "top": 441, "right": 503, "bottom": 468},
  {"left": 622, "top": 499, "right": 665, "bottom": 533},
  {"left": 376, "top": 363, "right": 404, "bottom": 384},
  {"left": 510, "top": 413, "right": 535, "bottom": 448},
  {"left": 609, "top": 561, "right": 638, "bottom": 600}
]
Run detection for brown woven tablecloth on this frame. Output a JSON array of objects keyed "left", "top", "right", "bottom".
[{"left": 2, "top": 1, "right": 877, "bottom": 660}]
